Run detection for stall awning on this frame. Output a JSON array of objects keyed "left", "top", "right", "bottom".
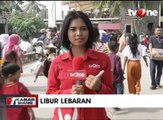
[{"left": 98, "top": 23, "right": 122, "bottom": 30}]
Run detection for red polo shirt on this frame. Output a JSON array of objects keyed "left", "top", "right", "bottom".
[
  {"left": 0, "top": 82, "right": 31, "bottom": 120},
  {"left": 46, "top": 48, "right": 113, "bottom": 120}
]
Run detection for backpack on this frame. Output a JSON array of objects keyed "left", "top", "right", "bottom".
[{"left": 43, "top": 59, "right": 51, "bottom": 78}]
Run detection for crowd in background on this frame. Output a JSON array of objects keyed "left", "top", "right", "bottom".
[{"left": 0, "top": 10, "right": 163, "bottom": 120}]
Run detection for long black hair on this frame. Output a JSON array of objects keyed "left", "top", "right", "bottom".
[
  {"left": 92, "top": 26, "right": 100, "bottom": 42},
  {"left": 1, "top": 62, "right": 20, "bottom": 79},
  {"left": 108, "top": 36, "right": 119, "bottom": 52},
  {"left": 128, "top": 33, "right": 140, "bottom": 58},
  {"left": 5, "top": 50, "right": 17, "bottom": 63},
  {"left": 61, "top": 11, "right": 95, "bottom": 50}
]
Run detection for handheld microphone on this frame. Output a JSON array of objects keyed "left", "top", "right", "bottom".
[{"left": 70, "top": 56, "right": 86, "bottom": 85}]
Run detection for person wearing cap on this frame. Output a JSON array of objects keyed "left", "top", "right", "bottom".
[
  {"left": 45, "top": 27, "right": 62, "bottom": 55},
  {"left": 32, "top": 43, "right": 57, "bottom": 81},
  {"left": 44, "top": 44, "right": 57, "bottom": 61},
  {"left": 50, "top": 27, "right": 58, "bottom": 39},
  {"left": 42, "top": 43, "right": 57, "bottom": 78},
  {"left": 46, "top": 27, "right": 58, "bottom": 44},
  {"left": 37, "top": 28, "right": 48, "bottom": 44}
]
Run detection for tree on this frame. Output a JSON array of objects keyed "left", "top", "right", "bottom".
[
  {"left": 22, "top": 1, "right": 46, "bottom": 16},
  {"left": 0, "top": 1, "right": 24, "bottom": 16},
  {"left": 95, "top": 1, "right": 120, "bottom": 17},
  {"left": 8, "top": 11, "right": 47, "bottom": 41},
  {"left": 96, "top": 1, "right": 153, "bottom": 17}
]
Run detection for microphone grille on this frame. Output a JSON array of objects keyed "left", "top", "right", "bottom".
[{"left": 72, "top": 57, "right": 84, "bottom": 70}]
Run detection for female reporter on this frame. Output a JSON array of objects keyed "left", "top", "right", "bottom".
[{"left": 46, "top": 11, "right": 114, "bottom": 120}]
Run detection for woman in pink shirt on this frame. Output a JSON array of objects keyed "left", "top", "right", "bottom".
[
  {"left": 47, "top": 11, "right": 114, "bottom": 120},
  {"left": 2, "top": 34, "right": 24, "bottom": 73}
]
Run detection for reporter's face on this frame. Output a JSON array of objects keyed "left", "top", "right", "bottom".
[{"left": 68, "top": 18, "right": 89, "bottom": 48}]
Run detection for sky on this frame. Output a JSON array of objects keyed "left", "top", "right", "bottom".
[
  {"left": 38, "top": 1, "right": 68, "bottom": 26},
  {"left": 39, "top": 1, "right": 53, "bottom": 8},
  {"left": 22, "top": 1, "right": 63, "bottom": 9},
  {"left": 39, "top": 1, "right": 69, "bottom": 11}
]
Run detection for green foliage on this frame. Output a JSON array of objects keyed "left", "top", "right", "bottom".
[
  {"left": 0, "top": 1, "right": 23, "bottom": 14},
  {"left": 8, "top": 11, "right": 47, "bottom": 41}
]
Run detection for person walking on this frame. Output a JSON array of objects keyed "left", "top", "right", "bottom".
[
  {"left": 108, "top": 37, "right": 125, "bottom": 110},
  {"left": 118, "top": 33, "right": 130, "bottom": 53},
  {"left": 2, "top": 34, "right": 24, "bottom": 73},
  {"left": 149, "top": 26, "right": 163, "bottom": 89},
  {"left": 139, "top": 32, "right": 145, "bottom": 45},
  {"left": 123, "top": 33, "right": 148, "bottom": 94}
]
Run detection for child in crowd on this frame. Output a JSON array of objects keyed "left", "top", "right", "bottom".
[
  {"left": 108, "top": 37, "right": 125, "bottom": 111},
  {"left": 0, "top": 62, "right": 35, "bottom": 120},
  {"left": 4, "top": 50, "right": 17, "bottom": 63}
]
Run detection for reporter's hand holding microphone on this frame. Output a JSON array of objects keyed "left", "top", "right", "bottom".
[
  {"left": 71, "top": 57, "right": 104, "bottom": 94},
  {"left": 71, "top": 56, "right": 85, "bottom": 95},
  {"left": 71, "top": 84, "right": 84, "bottom": 94}
]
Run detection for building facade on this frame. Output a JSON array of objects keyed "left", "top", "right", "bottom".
[
  {"left": 44, "top": 1, "right": 163, "bottom": 36},
  {"left": 121, "top": 1, "right": 160, "bottom": 35}
]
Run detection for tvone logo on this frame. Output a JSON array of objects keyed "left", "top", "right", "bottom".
[
  {"left": 128, "top": 8, "right": 158, "bottom": 17},
  {"left": 69, "top": 70, "right": 86, "bottom": 80},
  {"left": 70, "top": 72, "right": 85, "bottom": 78}
]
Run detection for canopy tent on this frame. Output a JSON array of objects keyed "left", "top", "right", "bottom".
[{"left": 98, "top": 23, "right": 122, "bottom": 30}]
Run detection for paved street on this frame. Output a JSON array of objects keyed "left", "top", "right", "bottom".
[{"left": 20, "top": 57, "right": 163, "bottom": 120}]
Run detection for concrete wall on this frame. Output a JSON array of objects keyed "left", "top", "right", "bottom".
[{"left": 121, "top": 1, "right": 160, "bottom": 35}]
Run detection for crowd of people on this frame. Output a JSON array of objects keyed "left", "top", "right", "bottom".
[{"left": 0, "top": 10, "right": 163, "bottom": 120}]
